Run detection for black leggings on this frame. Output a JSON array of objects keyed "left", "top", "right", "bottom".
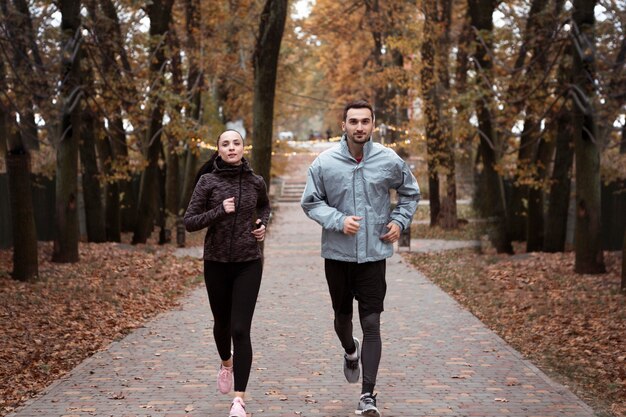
[
  {"left": 335, "top": 312, "right": 381, "bottom": 395},
  {"left": 204, "top": 259, "right": 263, "bottom": 392},
  {"left": 325, "top": 259, "right": 386, "bottom": 395}
]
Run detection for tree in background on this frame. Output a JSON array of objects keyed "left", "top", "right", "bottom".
[
  {"left": 0, "top": 0, "right": 39, "bottom": 279},
  {"left": 53, "top": 0, "right": 82, "bottom": 262},
  {"left": 77, "top": 5, "right": 106, "bottom": 243},
  {"left": 177, "top": 0, "right": 205, "bottom": 217},
  {"left": 504, "top": 0, "right": 558, "bottom": 247},
  {"left": 0, "top": 0, "right": 624, "bottom": 281},
  {"left": 571, "top": 0, "right": 605, "bottom": 273},
  {"left": 251, "top": 0, "right": 288, "bottom": 186},
  {"left": 85, "top": 0, "right": 132, "bottom": 242},
  {"left": 468, "top": 0, "right": 513, "bottom": 253},
  {"left": 518, "top": 0, "right": 563, "bottom": 252},
  {"left": 132, "top": 0, "right": 175, "bottom": 244},
  {"left": 623, "top": 225, "right": 626, "bottom": 291},
  {"left": 420, "top": 0, "right": 457, "bottom": 229},
  {"left": 544, "top": 36, "right": 576, "bottom": 252}
]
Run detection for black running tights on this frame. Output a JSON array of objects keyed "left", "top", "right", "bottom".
[
  {"left": 204, "top": 259, "right": 262, "bottom": 392},
  {"left": 335, "top": 311, "right": 382, "bottom": 395}
]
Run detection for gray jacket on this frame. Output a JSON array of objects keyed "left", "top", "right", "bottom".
[{"left": 301, "top": 136, "right": 420, "bottom": 263}]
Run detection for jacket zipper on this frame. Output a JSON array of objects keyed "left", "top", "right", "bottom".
[
  {"left": 352, "top": 163, "right": 359, "bottom": 262},
  {"left": 228, "top": 165, "right": 243, "bottom": 262}
]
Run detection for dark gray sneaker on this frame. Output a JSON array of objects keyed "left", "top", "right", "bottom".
[
  {"left": 343, "top": 337, "right": 360, "bottom": 383},
  {"left": 356, "top": 393, "right": 380, "bottom": 417}
]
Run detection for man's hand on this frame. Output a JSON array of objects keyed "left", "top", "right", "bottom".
[
  {"left": 380, "top": 222, "right": 401, "bottom": 243},
  {"left": 343, "top": 216, "right": 363, "bottom": 235}
]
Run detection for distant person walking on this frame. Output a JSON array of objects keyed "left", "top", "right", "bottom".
[
  {"left": 184, "top": 129, "right": 270, "bottom": 417},
  {"left": 301, "top": 100, "right": 420, "bottom": 417}
]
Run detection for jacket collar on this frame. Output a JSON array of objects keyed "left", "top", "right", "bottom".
[
  {"left": 340, "top": 134, "right": 373, "bottom": 161},
  {"left": 213, "top": 156, "right": 252, "bottom": 176}
]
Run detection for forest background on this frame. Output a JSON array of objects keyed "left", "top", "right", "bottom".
[{"left": 0, "top": 0, "right": 625, "bottom": 416}]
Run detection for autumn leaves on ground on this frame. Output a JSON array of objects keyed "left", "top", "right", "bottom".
[
  {"left": 403, "top": 234, "right": 626, "bottom": 417},
  {"left": 0, "top": 234, "right": 204, "bottom": 416},
  {"left": 1, "top": 227, "right": 625, "bottom": 417}
]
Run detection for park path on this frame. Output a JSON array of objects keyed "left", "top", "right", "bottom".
[{"left": 7, "top": 142, "right": 594, "bottom": 417}]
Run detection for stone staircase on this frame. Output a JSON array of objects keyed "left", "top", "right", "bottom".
[{"left": 276, "top": 180, "right": 306, "bottom": 203}]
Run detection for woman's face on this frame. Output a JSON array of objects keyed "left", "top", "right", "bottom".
[{"left": 217, "top": 131, "right": 244, "bottom": 165}]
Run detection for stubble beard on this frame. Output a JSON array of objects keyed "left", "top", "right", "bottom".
[{"left": 348, "top": 132, "right": 370, "bottom": 145}]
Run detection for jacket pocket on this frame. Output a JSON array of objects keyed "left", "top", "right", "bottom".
[{"left": 366, "top": 222, "right": 392, "bottom": 259}]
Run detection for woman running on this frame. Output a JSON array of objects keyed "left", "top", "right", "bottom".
[{"left": 184, "top": 129, "right": 270, "bottom": 417}]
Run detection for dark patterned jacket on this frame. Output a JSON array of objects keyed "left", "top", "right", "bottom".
[{"left": 184, "top": 157, "right": 271, "bottom": 262}]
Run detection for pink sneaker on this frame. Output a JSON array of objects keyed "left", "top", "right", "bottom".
[
  {"left": 217, "top": 364, "right": 233, "bottom": 394},
  {"left": 229, "top": 397, "right": 246, "bottom": 417}
]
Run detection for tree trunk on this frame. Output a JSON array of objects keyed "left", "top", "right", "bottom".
[
  {"left": 99, "top": 0, "right": 131, "bottom": 73},
  {"left": 179, "top": 150, "right": 197, "bottom": 212},
  {"left": 251, "top": 0, "right": 288, "bottom": 186},
  {"left": 364, "top": 0, "right": 385, "bottom": 122},
  {"left": 388, "top": 49, "right": 410, "bottom": 144},
  {"left": 572, "top": 0, "right": 605, "bottom": 273},
  {"left": 508, "top": 114, "right": 535, "bottom": 241},
  {"left": 420, "top": 3, "right": 441, "bottom": 226},
  {"left": 0, "top": 111, "right": 6, "bottom": 159},
  {"left": 454, "top": 18, "right": 474, "bottom": 209},
  {"left": 620, "top": 131, "right": 625, "bottom": 287},
  {"left": 7, "top": 151, "right": 39, "bottom": 280},
  {"left": 620, "top": 228, "right": 626, "bottom": 291},
  {"left": 598, "top": 35, "right": 626, "bottom": 147},
  {"left": 164, "top": 24, "right": 181, "bottom": 224},
  {"left": 508, "top": 0, "right": 547, "bottom": 241},
  {"left": 157, "top": 148, "right": 169, "bottom": 244},
  {"left": 165, "top": 145, "right": 179, "bottom": 221},
  {"left": 544, "top": 42, "right": 576, "bottom": 252},
  {"left": 0, "top": 0, "right": 40, "bottom": 151},
  {"left": 52, "top": 0, "right": 81, "bottom": 263},
  {"left": 3, "top": 105, "right": 38, "bottom": 280},
  {"left": 2, "top": 0, "right": 55, "bottom": 148},
  {"left": 94, "top": 127, "right": 121, "bottom": 242},
  {"left": 160, "top": 28, "right": 183, "bottom": 244},
  {"left": 468, "top": 0, "right": 512, "bottom": 253},
  {"left": 79, "top": 109, "right": 106, "bottom": 242},
  {"left": 94, "top": 0, "right": 136, "bottom": 232},
  {"left": 506, "top": 0, "right": 549, "bottom": 242},
  {"left": 178, "top": 0, "right": 203, "bottom": 217},
  {"left": 544, "top": 112, "right": 577, "bottom": 252},
  {"left": 523, "top": 1, "right": 561, "bottom": 251},
  {"left": 526, "top": 135, "right": 556, "bottom": 251},
  {"left": 434, "top": 0, "right": 456, "bottom": 230},
  {"left": 132, "top": 0, "right": 174, "bottom": 244},
  {"left": 74, "top": 4, "right": 105, "bottom": 242},
  {"left": 421, "top": 0, "right": 457, "bottom": 229},
  {"left": 0, "top": 1, "right": 38, "bottom": 279},
  {"left": 133, "top": 114, "right": 165, "bottom": 244},
  {"left": 215, "top": 0, "right": 244, "bottom": 125},
  {"left": 111, "top": 118, "right": 136, "bottom": 233}
]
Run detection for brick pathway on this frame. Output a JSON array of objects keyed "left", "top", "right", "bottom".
[{"left": 7, "top": 149, "right": 595, "bottom": 417}]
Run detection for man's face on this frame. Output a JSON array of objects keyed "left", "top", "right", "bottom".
[{"left": 342, "top": 107, "right": 374, "bottom": 145}]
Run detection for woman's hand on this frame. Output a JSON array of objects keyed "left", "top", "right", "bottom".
[
  {"left": 251, "top": 220, "right": 266, "bottom": 242},
  {"left": 223, "top": 197, "right": 236, "bottom": 213}
]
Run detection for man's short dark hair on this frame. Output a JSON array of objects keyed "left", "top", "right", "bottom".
[{"left": 343, "top": 99, "right": 374, "bottom": 121}]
